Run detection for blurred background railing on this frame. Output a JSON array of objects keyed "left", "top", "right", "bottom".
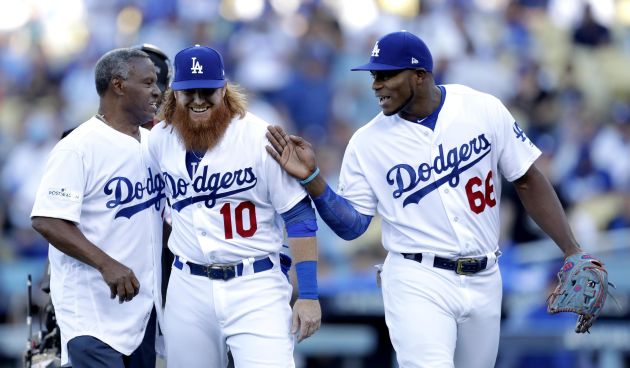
[{"left": 1, "top": 0, "right": 630, "bottom": 367}]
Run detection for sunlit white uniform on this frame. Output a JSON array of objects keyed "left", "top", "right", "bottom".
[
  {"left": 31, "top": 117, "right": 165, "bottom": 366},
  {"left": 338, "top": 84, "right": 541, "bottom": 368},
  {"left": 149, "top": 112, "right": 306, "bottom": 368}
]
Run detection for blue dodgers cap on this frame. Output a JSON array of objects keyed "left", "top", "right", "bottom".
[
  {"left": 351, "top": 31, "right": 433, "bottom": 72},
  {"left": 171, "top": 44, "right": 226, "bottom": 90}
]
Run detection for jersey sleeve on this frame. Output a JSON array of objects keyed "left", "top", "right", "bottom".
[
  {"left": 494, "top": 100, "right": 542, "bottom": 182},
  {"left": 263, "top": 139, "right": 308, "bottom": 214},
  {"left": 337, "top": 140, "right": 377, "bottom": 216},
  {"left": 30, "top": 147, "right": 86, "bottom": 223}
]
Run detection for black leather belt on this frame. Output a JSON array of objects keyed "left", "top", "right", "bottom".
[
  {"left": 401, "top": 252, "right": 497, "bottom": 275},
  {"left": 174, "top": 255, "right": 273, "bottom": 281}
]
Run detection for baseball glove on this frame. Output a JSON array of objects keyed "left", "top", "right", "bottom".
[{"left": 547, "top": 253, "right": 609, "bottom": 333}]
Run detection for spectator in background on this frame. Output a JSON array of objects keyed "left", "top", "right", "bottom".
[
  {"left": 591, "top": 102, "right": 630, "bottom": 191},
  {"left": 280, "top": 46, "right": 334, "bottom": 145},
  {"left": 229, "top": 17, "right": 297, "bottom": 102},
  {"left": 0, "top": 108, "right": 59, "bottom": 258},
  {"left": 607, "top": 190, "right": 630, "bottom": 230},
  {"left": 559, "top": 145, "right": 613, "bottom": 205},
  {"left": 572, "top": 3, "right": 611, "bottom": 48},
  {"left": 556, "top": 111, "right": 613, "bottom": 206}
]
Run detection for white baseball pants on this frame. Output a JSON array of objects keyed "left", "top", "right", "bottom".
[
  {"left": 164, "top": 261, "right": 295, "bottom": 368},
  {"left": 381, "top": 252, "right": 502, "bottom": 368}
]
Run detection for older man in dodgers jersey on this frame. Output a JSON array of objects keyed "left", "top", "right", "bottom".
[
  {"left": 31, "top": 48, "right": 165, "bottom": 368},
  {"left": 267, "top": 31, "right": 589, "bottom": 368},
  {"left": 149, "top": 45, "right": 321, "bottom": 368}
]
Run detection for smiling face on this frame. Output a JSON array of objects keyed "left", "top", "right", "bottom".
[
  {"left": 370, "top": 69, "right": 422, "bottom": 116},
  {"left": 170, "top": 87, "right": 232, "bottom": 151},
  {"left": 120, "top": 57, "right": 161, "bottom": 125},
  {"left": 173, "top": 88, "right": 226, "bottom": 127}
]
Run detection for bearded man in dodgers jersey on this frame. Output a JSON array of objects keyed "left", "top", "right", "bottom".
[
  {"left": 148, "top": 45, "right": 321, "bottom": 368},
  {"left": 266, "top": 31, "right": 596, "bottom": 368}
]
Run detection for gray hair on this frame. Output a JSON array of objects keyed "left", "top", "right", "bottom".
[{"left": 94, "top": 48, "right": 149, "bottom": 97}]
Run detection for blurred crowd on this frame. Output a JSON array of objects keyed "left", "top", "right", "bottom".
[{"left": 1, "top": 0, "right": 630, "bottom": 364}]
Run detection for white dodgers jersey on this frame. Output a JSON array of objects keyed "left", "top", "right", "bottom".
[
  {"left": 338, "top": 84, "right": 541, "bottom": 257},
  {"left": 31, "top": 117, "right": 165, "bottom": 365},
  {"left": 149, "top": 112, "right": 307, "bottom": 264}
]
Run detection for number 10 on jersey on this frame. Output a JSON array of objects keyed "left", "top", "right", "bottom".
[{"left": 219, "top": 201, "right": 258, "bottom": 239}]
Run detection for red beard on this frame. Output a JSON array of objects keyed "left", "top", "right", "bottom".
[{"left": 171, "top": 103, "right": 233, "bottom": 152}]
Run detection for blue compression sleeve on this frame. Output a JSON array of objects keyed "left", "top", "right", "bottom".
[
  {"left": 312, "top": 184, "right": 372, "bottom": 241},
  {"left": 295, "top": 261, "right": 318, "bottom": 299},
  {"left": 280, "top": 196, "right": 318, "bottom": 238}
]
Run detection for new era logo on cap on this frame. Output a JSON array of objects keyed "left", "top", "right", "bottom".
[
  {"left": 351, "top": 31, "right": 433, "bottom": 72},
  {"left": 171, "top": 44, "right": 226, "bottom": 90}
]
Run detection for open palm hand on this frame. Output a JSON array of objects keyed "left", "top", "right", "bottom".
[{"left": 266, "top": 125, "right": 318, "bottom": 180}]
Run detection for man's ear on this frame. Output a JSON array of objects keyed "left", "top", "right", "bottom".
[
  {"left": 111, "top": 76, "right": 125, "bottom": 96},
  {"left": 415, "top": 69, "right": 429, "bottom": 84}
]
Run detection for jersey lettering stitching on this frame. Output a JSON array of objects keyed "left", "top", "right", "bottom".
[
  {"left": 385, "top": 134, "right": 492, "bottom": 207},
  {"left": 163, "top": 166, "right": 258, "bottom": 211},
  {"left": 104, "top": 168, "right": 166, "bottom": 218}
]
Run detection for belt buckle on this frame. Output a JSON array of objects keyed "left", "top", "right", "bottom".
[
  {"left": 207, "top": 264, "right": 236, "bottom": 280},
  {"left": 456, "top": 258, "right": 478, "bottom": 275}
]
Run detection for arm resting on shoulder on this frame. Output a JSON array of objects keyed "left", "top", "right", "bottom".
[{"left": 512, "top": 163, "right": 581, "bottom": 257}]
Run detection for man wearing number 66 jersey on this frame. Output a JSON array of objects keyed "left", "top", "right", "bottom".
[
  {"left": 266, "top": 31, "right": 586, "bottom": 368},
  {"left": 148, "top": 44, "right": 321, "bottom": 368}
]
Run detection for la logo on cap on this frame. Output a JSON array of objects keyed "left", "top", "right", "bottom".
[
  {"left": 191, "top": 57, "right": 203, "bottom": 74},
  {"left": 371, "top": 42, "right": 380, "bottom": 57}
]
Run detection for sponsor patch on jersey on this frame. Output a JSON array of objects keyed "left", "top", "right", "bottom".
[{"left": 47, "top": 187, "right": 81, "bottom": 202}]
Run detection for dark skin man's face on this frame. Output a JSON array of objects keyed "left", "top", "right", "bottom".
[{"left": 370, "top": 69, "right": 420, "bottom": 116}]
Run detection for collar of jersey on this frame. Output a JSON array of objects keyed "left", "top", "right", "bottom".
[{"left": 412, "top": 85, "right": 445, "bottom": 131}]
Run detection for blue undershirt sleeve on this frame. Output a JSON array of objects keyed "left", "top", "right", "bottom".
[
  {"left": 280, "top": 196, "right": 318, "bottom": 238},
  {"left": 311, "top": 184, "right": 372, "bottom": 241}
]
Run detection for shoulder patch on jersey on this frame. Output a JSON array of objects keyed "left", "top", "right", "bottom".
[
  {"left": 47, "top": 187, "right": 81, "bottom": 202},
  {"left": 512, "top": 121, "right": 534, "bottom": 146}
]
